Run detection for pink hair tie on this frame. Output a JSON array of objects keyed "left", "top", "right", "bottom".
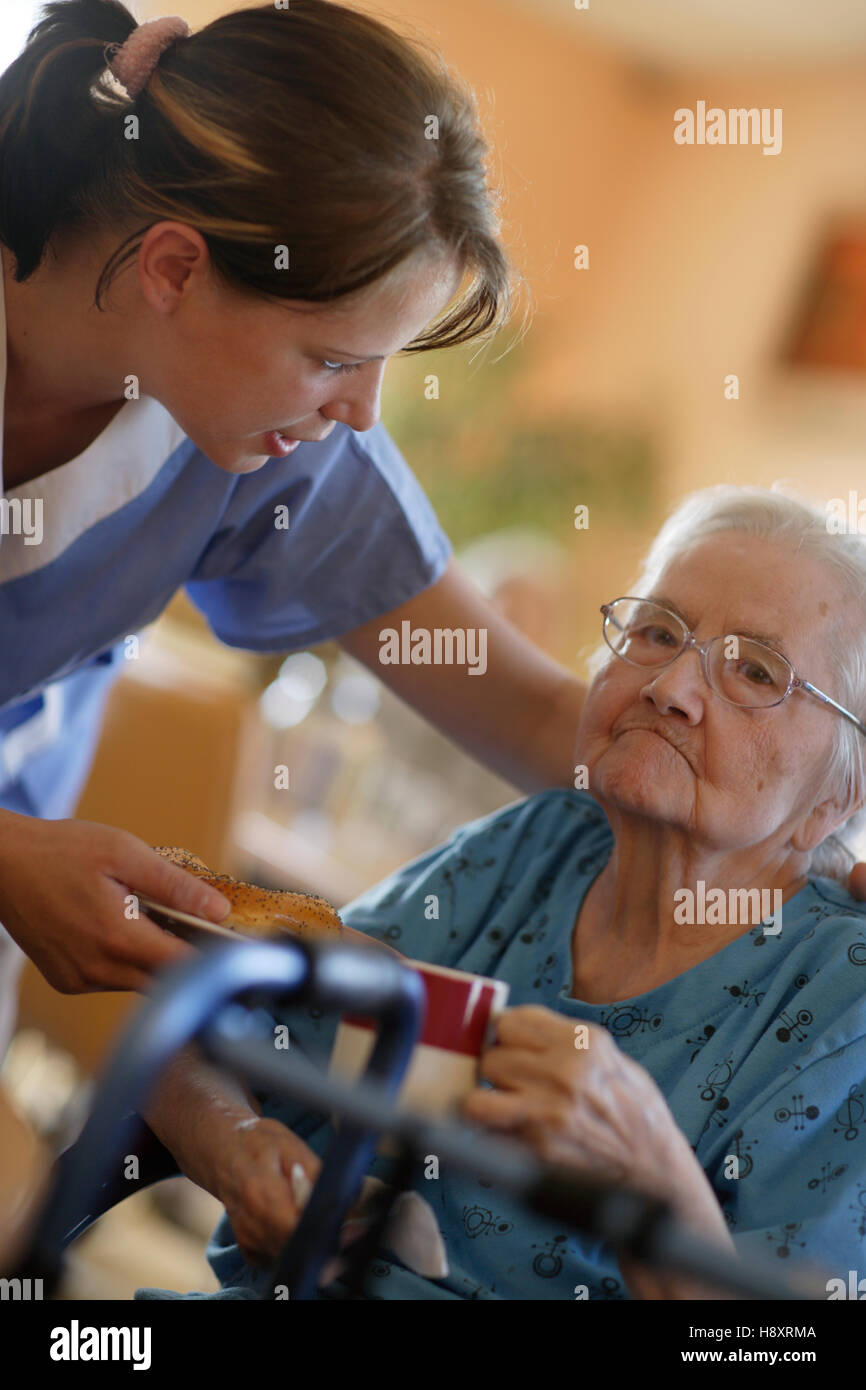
[{"left": 104, "top": 16, "right": 190, "bottom": 100}]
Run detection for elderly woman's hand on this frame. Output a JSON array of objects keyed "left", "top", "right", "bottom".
[
  {"left": 463, "top": 1006, "right": 735, "bottom": 1297},
  {"left": 848, "top": 862, "right": 866, "bottom": 901},
  {"left": 213, "top": 1117, "right": 324, "bottom": 1269},
  {"left": 463, "top": 1007, "right": 682, "bottom": 1191}
]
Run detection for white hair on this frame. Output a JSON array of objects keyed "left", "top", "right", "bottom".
[{"left": 587, "top": 484, "right": 866, "bottom": 881}]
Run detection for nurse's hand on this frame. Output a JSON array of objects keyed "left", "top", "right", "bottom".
[{"left": 0, "top": 811, "right": 231, "bottom": 993}]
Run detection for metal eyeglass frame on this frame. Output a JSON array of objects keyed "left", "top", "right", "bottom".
[{"left": 600, "top": 597, "right": 866, "bottom": 738}]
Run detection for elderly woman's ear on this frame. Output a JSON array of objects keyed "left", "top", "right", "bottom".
[
  {"left": 791, "top": 790, "right": 859, "bottom": 856},
  {"left": 792, "top": 782, "right": 866, "bottom": 898},
  {"left": 842, "top": 792, "right": 866, "bottom": 900}
]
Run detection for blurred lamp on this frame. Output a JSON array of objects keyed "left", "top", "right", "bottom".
[
  {"left": 260, "top": 652, "right": 328, "bottom": 728},
  {"left": 784, "top": 229, "right": 866, "bottom": 373},
  {"left": 331, "top": 671, "right": 381, "bottom": 724},
  {"left": 277, "top": 652, "right": 328, "bottom": 701}
]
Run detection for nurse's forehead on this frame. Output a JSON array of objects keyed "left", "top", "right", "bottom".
[
  {"left": 305, "top": 249, "right": 461, "bottom": 324},
  {"left": 270, "top": 247, "right": 463, "bottom": 347},
  {"left": 273, "top": 298, "right": 396, "bottom": 357},
  {"left": 278, "top": 284, "right": 448, "bottom": 357}
]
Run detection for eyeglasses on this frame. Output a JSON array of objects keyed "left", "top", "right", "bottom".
[{"left": 600, "top": 596, "right": 866, "bottom": 737}]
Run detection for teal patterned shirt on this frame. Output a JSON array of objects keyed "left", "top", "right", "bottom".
[{"left": 138, "top": 789, "right": 866, "bottom": 1301}]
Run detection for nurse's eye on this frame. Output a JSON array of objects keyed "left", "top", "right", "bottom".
[{"left": 322, "top": 359, "right": 364, "bottom": 375}]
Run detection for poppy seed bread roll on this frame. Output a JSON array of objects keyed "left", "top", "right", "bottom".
[{"left": 152, "top": 845, "right": 344, "bottom": 941}]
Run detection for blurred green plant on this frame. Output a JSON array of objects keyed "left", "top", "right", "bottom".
[{"left": 382, "top": 336, "right": 658, "bottom": 548}]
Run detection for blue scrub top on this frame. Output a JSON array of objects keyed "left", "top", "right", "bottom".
[
  {"left": 0, "top": 410, "right": 451, "bottom": 817},
  {"left": 0, "top": 241, "right": 451, "bottom": 1054}
]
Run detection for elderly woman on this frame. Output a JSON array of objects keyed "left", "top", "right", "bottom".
[{"left": 139, "top": 485, "right": 866, "bottom": 1301}]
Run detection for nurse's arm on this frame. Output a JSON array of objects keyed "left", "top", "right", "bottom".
[{"left": 338, "top": 556, "right": 586, "bottom": 793}]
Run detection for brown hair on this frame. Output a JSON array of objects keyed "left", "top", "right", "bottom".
[{"left": 0, "top": 0, "right": 519, "bottom": 351}]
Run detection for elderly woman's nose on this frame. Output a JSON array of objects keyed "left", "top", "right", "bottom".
[{"left": 640, "top": 650, "right": 706, "bottom": 722}]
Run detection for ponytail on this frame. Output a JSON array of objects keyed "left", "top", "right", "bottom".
[
  {"left": 0, "top": 0, "right": 517, "bottom": 351},
  {"left": 0, "top": 0, "right": 135, "bottom": 282}
]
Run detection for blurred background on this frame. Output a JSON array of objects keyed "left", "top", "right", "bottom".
[{"left": 4, "top": 0, "right": 866, "bottom": 1296}]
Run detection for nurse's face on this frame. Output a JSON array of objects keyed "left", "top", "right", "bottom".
[{"left": 133, "top": 223, "right": 465, "bottom": 473}]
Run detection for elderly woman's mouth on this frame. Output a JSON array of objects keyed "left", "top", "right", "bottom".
[
  {"left": 619, "top": 724, "right": 682, "bottom": 748},
  {"left": 618, "top": 725, "right": 697, "bottom": 767}
]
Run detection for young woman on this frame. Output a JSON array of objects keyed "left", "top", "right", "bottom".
[{"left": 0, "top": 0, "right": 589, "bottom": 1045}]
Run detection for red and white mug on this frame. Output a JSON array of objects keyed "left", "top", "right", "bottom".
[{"left": 329, "top": 959, "right": 510, "bottom": 1143}]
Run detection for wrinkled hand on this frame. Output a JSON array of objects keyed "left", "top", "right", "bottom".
[
  {"left": 462, "top": 1005, "right": 688, "bottom": 1202},
  {"left": 849, "top": 862, "right": 866, "bottom": 901},
  {"left": 213, "top": 1117, "right": 324, "bottom": 1269}
]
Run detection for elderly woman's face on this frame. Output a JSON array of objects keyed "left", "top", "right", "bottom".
[{"left": 577, "top": 532, "right": 858, "bottom": 852}]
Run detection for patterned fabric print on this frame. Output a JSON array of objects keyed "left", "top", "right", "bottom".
[{"left": 136, "top": 788, "right": 866, "bottom": 1301}]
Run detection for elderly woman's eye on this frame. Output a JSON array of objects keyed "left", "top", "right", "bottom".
[
  {"left": 738, "top": 660, "right": 774, "bottom": 685},
  {"left": 641, "top": 624, "right": 678, "bottom": 646}
]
